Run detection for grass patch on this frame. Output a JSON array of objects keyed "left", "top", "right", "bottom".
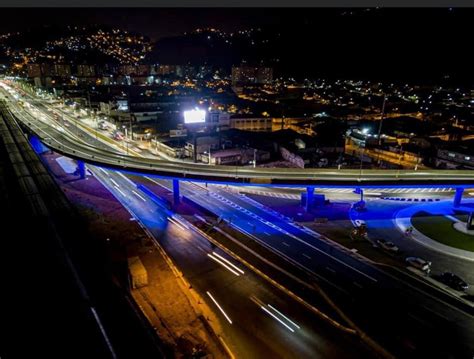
[{"left": 411, "top": 211, "right": 474, "bottom": 252}]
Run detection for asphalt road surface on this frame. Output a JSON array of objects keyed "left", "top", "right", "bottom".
[{"left": 92, "top": 166, "right": 373, "bottom": 359}]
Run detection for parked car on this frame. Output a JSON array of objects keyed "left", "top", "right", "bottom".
[
  {"left": 436, "top": 272, "right": 469, "bottom": 292},
  {"left": 406, "top": 257, "right": 431, "bottom": 273},
  {"left": 376, "top": 239, "right": 399, "bottom": 254}
]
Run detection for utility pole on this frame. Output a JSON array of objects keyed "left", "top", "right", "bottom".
[
  {"left": 87, "top": 90, "right": 91, "bottom": 111},
  {"left": 377, "top": 94, "right": 386, "bottom": 146},
  {"left": 193, "top": 132, "right": 197, "bottom": 163},
  {"left": 359, "top": 144, "right": 364, "bottom": 178},
  {"left": 253, "top": 148, "right": 257, "bottom": 168}
]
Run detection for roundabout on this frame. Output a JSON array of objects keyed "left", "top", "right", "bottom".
[{"left": 394, "top": 199, "right": 474, "bottom": 261}]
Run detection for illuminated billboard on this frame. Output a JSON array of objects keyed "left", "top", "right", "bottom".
[{"left": 184, "top": 108, "right": 206, "bottom": 124}]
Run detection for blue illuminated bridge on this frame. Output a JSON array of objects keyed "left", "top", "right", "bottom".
[{"left": 3, "top": 101, "right": 474, "bottom": 190}]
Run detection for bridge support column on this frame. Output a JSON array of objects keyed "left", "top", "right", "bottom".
[
  {"left": 29, "top": 134, "right": 47, "bottom": 154},
  {"left": 453, "top": 187, "right": 464, "bottom": 208},
  {"left": 306, "top": 187, "right": 314, "bottom": 212},
  {"left": 173, "top": 179, "right": 180, "bottom": 205},
  {"left": 77, "top": 160, "right": 86, "bottom": 179}
]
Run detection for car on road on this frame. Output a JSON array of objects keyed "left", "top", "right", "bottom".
[
  {"left": 113, "top": 131, "right": 124, "bottom": 141},
  {"left": 376, "top": 239, "right": 399, "bottom": 254},
  {"left": 354, "top": 219, "right": 366, "bottom": 227},
  {"left": 436, "top": 272, "right": 469, "bottom": 292},
  {"left": 406, "top": 256, "right": 431, "bottom": 273},
  {"left": 98, "top": 121, "right": 108, "bottom": 130}
]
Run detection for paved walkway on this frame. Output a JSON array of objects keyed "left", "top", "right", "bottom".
[{"left": 394, "top": 199, "right": 474, "bottom": 262}]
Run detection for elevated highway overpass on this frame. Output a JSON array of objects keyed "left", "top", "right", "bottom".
[{"left": 2, "top": 99, "right": 474, "bottom": 189}]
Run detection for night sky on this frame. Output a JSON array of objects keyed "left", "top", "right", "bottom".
[
  {"left": 0, "top": 8, "right": 470, "bottom": 41},
  {"left": 1, "top": 8, "right": 472, "bottom": 83},
  {"left": 0, "top": 8, "right": 293, "bottom": 40}
]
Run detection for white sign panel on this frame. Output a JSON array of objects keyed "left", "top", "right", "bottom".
[{"left": 184, "top": 108, "right": 206, "bottom": 124}]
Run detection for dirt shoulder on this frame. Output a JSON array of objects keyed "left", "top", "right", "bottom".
[{"left": 41, "top": 152, "right": 228, "bottom": 358}]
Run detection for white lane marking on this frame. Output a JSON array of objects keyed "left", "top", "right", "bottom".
[
  {"left": 90, "top": 307, "right": 117, "bottom": 359},
  {"left": 263, "top": 231, "right": 271, "bottom": 236},
  {"left": 211, "top": 192, "right": 378, "bottom": 283},
  {"left": 267, "top": 304, "right": 300, "bottom": 329},
  {"left": 302, "top": 253, "right": 312, "bottom": 259},
  {"left": 282, "top": 242, "right": 290, "bottom": 247},
  {"left": 132, "top": 190, "right": 147, "bottom": 202},
  {"left": 207, "top": 253, "right": 241, "bottom": 276},
  {"left": 114, "top": 186, "right": 127, "bottom": 198},
  {"left": 144, "top": 175, "right": 161, "bottom": 186},
  {"left": 212, "top": 252, "right": 244, "bottom": 274},
  {"left": 207, "top": 291, "right": 233, "bottom": 324},
  {"left": 261, "top": 306, "right": 294, "bottom": 332},
  {"left": 110, "top": 178, "right": 120, "bottom": 187}
]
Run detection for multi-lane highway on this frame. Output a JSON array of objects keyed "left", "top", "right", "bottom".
[
  {"left": 3, "top": 80, "right": 474, "bottom": 358},
  {"left": 130, "top": 177, "right": 474, "bottom": 357},
  {"left": 1, "top": 92, "right": 375, "bottom": 357},
  {"left": 2, "top": 81, "right": 474, "bottom": 187},
  {"left": 90, "top": 165, "right": 373, "bottom": 359}
]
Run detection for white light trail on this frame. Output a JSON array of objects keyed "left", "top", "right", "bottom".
[
  {"left": 206, "top": 291, "right": 233, "bottom": 324},
  {"left": 114, "top": 186, "right": 127, "bottom": 198},
  {"left": 267, "top": 304, "right": 300, "bottom": 329},
  {"left": 168, "top": 217, "right": 188, "bottom": 231},
  {"left": 132, "top": 190, "right": 147, "bottom": 202},
  {"left": 171, "top": 216, "right": 190, "bottom": 230},
  {"left": 260, "top": 306, "right": 294, "bottom": 332},
  {"left": 98, "top": 167, "right": 108, "bottom": 175},
  {"left": 207, "top": 253, "right": 241, "bottom": 276},
  {"left": 211, "top": 252, "right": 244, "bottom": 274},
  {"left": 110, "top": 178, "right": 120, "bottom": 187},
  {"left": 117, "top": 172, "right": 136, "bottom": 186}
]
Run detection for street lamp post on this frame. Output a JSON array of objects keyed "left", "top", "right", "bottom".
[
  {"left": 94, "top": 113, "right": 98, "bottom": 142},
  {"left": 377, "top": 95, "right": 386, "bottom": 146},
  {"left": 123, "top": 125, "right": 129, "bottom": 155}
]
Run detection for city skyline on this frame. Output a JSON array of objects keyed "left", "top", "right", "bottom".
[{"left": 0, "top": 8, "right": 473, "bottom": 83}]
